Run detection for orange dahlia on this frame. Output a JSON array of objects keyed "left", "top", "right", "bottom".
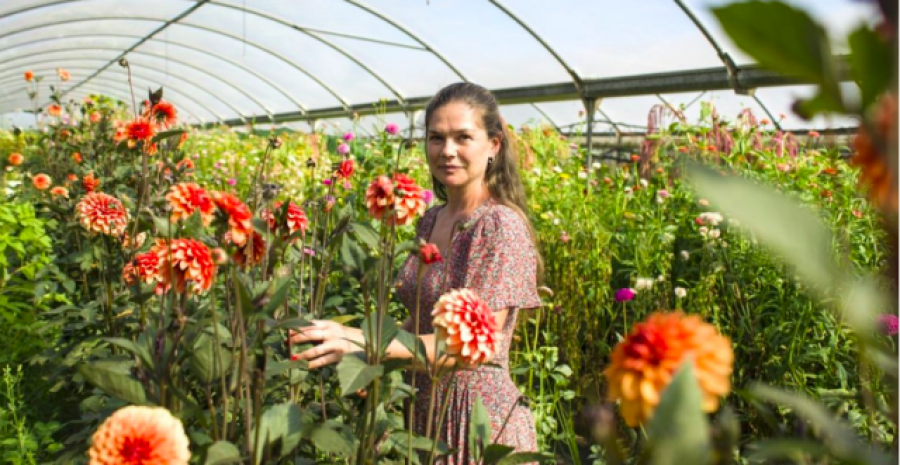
[
  {"left": 212, "top": 191, "right": 252, "bottom": 246},
  {"left": 263, "top": 201, "right": 309, "bottom": 238},
  {"left": 392, "top": 173, "right": 426, "bottom": 226},
  {"left": 47, "top": 104, "right": 62, "bottom": 117},
  {"left": 851, "top": 93, "right": 898, "bottom": 212},
  {"left": 365, "top": 176, "right": 394, "bottom": 220},
  {"left": 88, "top": 405, "right": 190, "bottom": 465},
  {"left": 604, "top": 311, "right": 733, "bottom": 427},
  {"left": 50, "top": 186, "right": 69, "bottom": 198},
  {"left": 76, "top": 192, "right": 131, "bottom": 236},
  {"left": 32, "top": 173, "right": 52, "bottom": 190},
  {"left": 123, "top": 250, "right": 161, "bottom": 286},
  {"left": 225, "top": 230, "right": 266, "bottom": 267},
  {"left": 431, "top": 289, "right": 499, "bottom": 366},
  {"left": 122, "top": 231, "right": 147, "bottom": 250},
  {"left": 146, "top": 101, "right": 177, "bottom": 130},
  {"left": 8, "top": 152, "right": 23, "bottom": 166},
  {"left": 83, "top": 171, "right": 101, "bottom": 193},
  {"left": 24, "top": 70, "right": 33, "bottom": 82},
  {"left": 167, "top": 183, "right": 215, "bottom": 226},
  {"left": 90, "top": 111, "right": 102, "bottom": 124},
  {"left": 125, "top": 117, "right": 156, "bottom": 148},
  {"left": 154, "top": 239, "right": 216, "bottom": 295}
]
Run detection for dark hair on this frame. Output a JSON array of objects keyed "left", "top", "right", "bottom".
[{"left": 424, "top": 82, "right": 543, "bottom": 281}]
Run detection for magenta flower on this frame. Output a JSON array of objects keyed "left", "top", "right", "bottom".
[
  {"left": 343, "top": 181, "right": 352, "bottom": 189},
  {"left": 337, "top": 143, "right": 350, "bottom": 155},
  {"left": 343, "top": 132, "right": 354, "bottom": 142},
  {"left": 422, "top": 189, "right": 434, "bottom": 205},
  {"left": 385, "top": 123, "right": 400, "bottom": 135},
  {"left": 322, "top": 179, "right": 333, "bottom": 186},
  {"left": 877, "top": 314, "right": 899, "bottom": 336},
  {"left": 227, "top": 178, "right": 236, "bottom": 186},
  {"left": 615, "top": 288, "right": 636, "bottom": 302}
]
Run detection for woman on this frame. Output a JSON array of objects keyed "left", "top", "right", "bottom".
[{"left": 291, "top": 82, "right": 543, "bottom": 463}]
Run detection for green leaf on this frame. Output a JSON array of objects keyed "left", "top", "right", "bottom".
[
  {"left": 351, "top": 221, "right": 381, "bottom": 250},
  {"left": 262, "top": 277, "right": 292, "bottom": 316},
  {"left": 309, "top": 424, "right": 354, "bottom": 456},
  {"left": 751, "top": 384, "right": 892, "bottom": 464},
  {"left": 102, "top": 337, "right": 154, "bottom": 369},
  {"left": 397, "top": 329, "right": 428, "bottom": 367},
  {"left": 497, "top": 452, "right": 556, "bottom": 465},
  {"left": 77, "top": 363, "right": 147, "bottom": 405},
  {"left": 687, "top": 163, "right": 836, "bottom": 294},
  {"left": 152, "top": 129, "right": 186, "bottom": 144},
  {"left": 362, "top": 314, "right": 400, "bottom": 355},
  {"left": 189, "top": 333, "right": 233, "bottom": 383},
  {"left": 204, "top": 441, "right": 242, "bottom": 465},
  {"left": 468, "top": 396, "right": 492, "bottom": 463},
  {"left": 646, "top": 362, "right": 710, "bottom": 465},
  {"left": 336, "top": 353, "right": 383, "bottom": 396},
  {"left": 339, "top": 235, "right": 366, "bottom": 271},
  {"left": 747, "top": 439, "right": 828, "bottom": 462},
  {"left": 848, "top": 25, "right": 893, "bottom": 110},
  {"left": 253, "top": 403, "right": 304, "bottom": 463},
  {"left": 712, "top": 1, "right": 842, "bottom": 108},
  {"left": 482, "top": 444, "right": 514, "bottom": 464}
]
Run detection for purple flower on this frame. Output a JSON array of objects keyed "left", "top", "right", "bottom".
[
  {"left": 422, "top": 189, "right": 434, "bottom": 205},
  {"left": 337, "top": 143, "right": 350, "bottom": 155},
  {"left": 615, "top": 288, "right": 636, "bottom": 302},
  {"left": 343, "top": 132, "right": 354, "bottom": 142},
  {"left": 227, "top": 178, "right": 236, "bottom": 186},
  {"left": 322, "top": 179, "right": 333, "bottom": 186},
  {"left": 877, "top": 314, "right": 899, "bottom": 336},
  {"left": 384, "top": 123, "right": 400, "bottom": 135}
]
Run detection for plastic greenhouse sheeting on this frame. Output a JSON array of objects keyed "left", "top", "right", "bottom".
[{"left": 0, "top": 0, "right": 881, "bottom": 132}]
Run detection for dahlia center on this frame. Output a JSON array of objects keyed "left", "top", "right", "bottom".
[{"left": 120, "top": 436, "right": 153, "bottom": 464}]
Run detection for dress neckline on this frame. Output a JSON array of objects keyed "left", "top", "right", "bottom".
[{"left": 425, "top": 197, "right": 496, "bottom": 246}]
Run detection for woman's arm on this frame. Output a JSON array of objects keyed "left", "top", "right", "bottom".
[{"left": 290, "top": 310, "right": 509, "bottom": 370}]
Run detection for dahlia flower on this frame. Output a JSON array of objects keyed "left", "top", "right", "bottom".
[
  {"left": 614, "top": 288, "right": 635, "bottom": 302},
  {"left": 8, "top": 153, "right": 23, "bottom": 166},
  {"left": 343, "top": 131, "right": 354, "bottom": 142},
  {"left": 167, "top": 183, "right": 215, "bottom": 226},
  {"left": 337, "top": 143, "right": 350, "bottom": 155},
  {"left": 122, "top": 232, "right": 147, "bottom": 250},
  {"left": 83, "top": 171, "right": 101, "bottom": 193},
  {"left": 154, "top": 239, "right": 216, "bottom": 294},
  {"left": 392, "top": 173, "right": 426, "bottom": 226},
  {"left": 384, "top": 123, "right": 400, "bottom": 135},
  {"left": 50, "top": 186, "right": 69, "bottom": 198},
  {"left": 604, "top": 311, "right": 733, "bottom": 426},
  {"left": 337, "top": 159, "right": 354, "bottom": 179},
  {"left": 125, "top": 117, "right": 156, "bottom": 148},
  {"left": 225, "top": 230, "right": 266, "bottom": 267},
  {"left": 88, "top": 405, "right": 190, "bottom": 465},
  {"left": 365, "top": 176, "right": 394, "bottom": 220},
  {"left": 432, "top": 289, "right": 499, "bottom": 366},
  {"left": 56, "top": 68, "right": 70, "bottom": 82},
  {"left": 24, "top": 70, "right": 33, "bottom": 82},
  {"left": 418, "top": 242, "right": 442, "bottom": 265},
  {"left": 90, "top": 111, "right": 102, "bottom": 124},
  {"left": 47, "top": 104, "right": 62, "bottom": 117},
  {"left": 877, "top": 314, "right": 899, "bottom": 336},
  {"left": 32, "top": 173, "right": 52, "bottom": 190},
  {"left": 212, "top": 191, "right": 253, "bottom": 246},
  {"left": 76, "top": 192, "right": 131, "bottom": 236},
  {"left": 123, "top": 251, "right": 161, "bottom": 286},
  {"left": 147, "top": 101, "right": 177, "bottom": 130}
]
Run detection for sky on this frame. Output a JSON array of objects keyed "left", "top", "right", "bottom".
[{"left": 0, "top": 0, "right": 882, "bottom": 132}]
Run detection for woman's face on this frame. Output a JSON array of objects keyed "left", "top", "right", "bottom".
[{"left": 426, "top": 102, "right": 500, "bottom": 193}]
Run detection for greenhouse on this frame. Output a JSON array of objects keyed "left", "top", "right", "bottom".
[{"left": 0, "top": 0, "right": 896, "bottom": 463}]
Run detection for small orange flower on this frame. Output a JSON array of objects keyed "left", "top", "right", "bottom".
[
  {"left": 76, "top": 192, "right": 131, "bottom": 236},
  {"left": 125, "top": 117, "right": 156, "bottom": 148},
  {"left": 32, "top": 173, "right": 52, "bottom": 190},
  {"left": 8, "top": 153, "right": 23, "bottom": 166},
  {"left": 630, "top": 154, "right": 640, "bottom": 162},
  {"left": 431, "top": 289, "right": 499, "bottom": 366},
  {"left": 176, "top": 158, "right": 194, "bottom": 171},
  {"left": 604, "top": 312, "right": 733, "bottom": 426},
  {"left": 211, "top": 191, "right": 252, "bottom": 246},
  {"left": 67, "top": 173, "right": 78, "bottom": 182},
  {"left": 50, "top": 186, "right": 69, "bottom": 198},
  {"left": 47, "top": 104, "right": 62, "bottom": 117},
  {"left": 72, "top": 152, "right": 82, "bottom": 163},
  {"left": 178, "top": 131, "right": 189, "bottom": 149},
  {"left": 83, "top": 171, "right": 101, "bottom": 193},
  {"left": 821, "top": 167, "right": 838, "bottom": 176},
  {"left": 146, "top": 101, "right": 177, "bottom": 130},
  {"left": 167, "top": 183, "right": 215, "bottom": 226},
  {"left": 88, "top": 405, "right": 190, "bottom": 465},
  {"left": 24, "top": 70, "right": 33, "bottom": 82},
  {"left": 56, "top": 68, "right": 70, "bottom": 82},
  {"left": 154, "top": 239, "right": 216, "bottom": 295},
  {"left": 90, "top": 111, "right": 102, "bottom": 124},
  {"left": 392, "top": 173, "right": 426, "bottom": 226},
  {"left": 365, "top": 176, "right": 394, "bottom": 220}
]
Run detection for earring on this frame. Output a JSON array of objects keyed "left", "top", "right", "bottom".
[{"left": 487, "top": 158, "right": 494, "bottom": 169}]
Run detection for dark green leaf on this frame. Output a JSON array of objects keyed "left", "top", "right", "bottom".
[
  {"left": 497, "top": 452, "right": 556, "bottom": 465},
  {"left": 77, "top": 363, "right": 147, "bottom": 405},
  {"left": 309, "top": 424, "right": 354, "bottom": 456},
  {"left": 362, "top": 314, "right": 400, "bottom": 355},
  {"left": 253, "top": 403, "right": 304, "bottom": 462},
  {"left": 189, "top": 333, "right": 233, "bottom": 383},
  {"left": 646, "top": 363, "right": 710, "bottom": 465},
  {"left": 262, "top": 277, "right": 292, "bottom": 316},
  {"left": 482, "top": 444, "right": 514, "bottom": 464},
  {"left": 397, "top": 329, "right": 428, "bottom": 367},
  {"left": 339, "top": 235, "right": 366, "bottom": 271},
  {"left": 469, "top": 396, "right": 492, "bottom": 463},
  {"left": 351, "top": 221, "right": 381, "bottom": 250},
  {"left": 848, "top": 25, "right": 893, "bottom": 110},
  {"left": 204, "top": 441, "right": 242, "bottom": 465},
  {"left": 336, "top": 353, "right": 383, "bottom": 396},
  {"left": 102, "top": 337, "right": 154, "bottom": 369}
]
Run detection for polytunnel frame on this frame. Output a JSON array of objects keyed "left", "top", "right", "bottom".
[
  {"left": 0, "top": 66, "right": 223, "bottom": 121},
  {"left": 0, "top": 61, "right": 244, "bottom": 119},
  {"left": 0, "top": 0, "right": 852, "bottom": 137}
]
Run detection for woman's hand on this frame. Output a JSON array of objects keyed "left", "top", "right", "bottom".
[{"left": 288, "top": 320, "right": 363, "bottom": 369}]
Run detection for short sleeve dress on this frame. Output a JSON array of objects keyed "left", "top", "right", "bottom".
[{"left": 396, "top": 197, "right": 543, "bottom": 464}]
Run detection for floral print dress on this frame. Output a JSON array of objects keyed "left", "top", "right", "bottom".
[{"left": 396, "top": 198, "right": 543, "bottom": 464}]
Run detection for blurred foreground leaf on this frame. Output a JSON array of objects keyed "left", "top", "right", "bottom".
[{"left": 646, "top": 362, "right": 710, "bottom": 465}]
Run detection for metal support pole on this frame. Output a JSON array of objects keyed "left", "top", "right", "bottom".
[{"left": 583, "top": 98, "right": 597, "bottom": 168}]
